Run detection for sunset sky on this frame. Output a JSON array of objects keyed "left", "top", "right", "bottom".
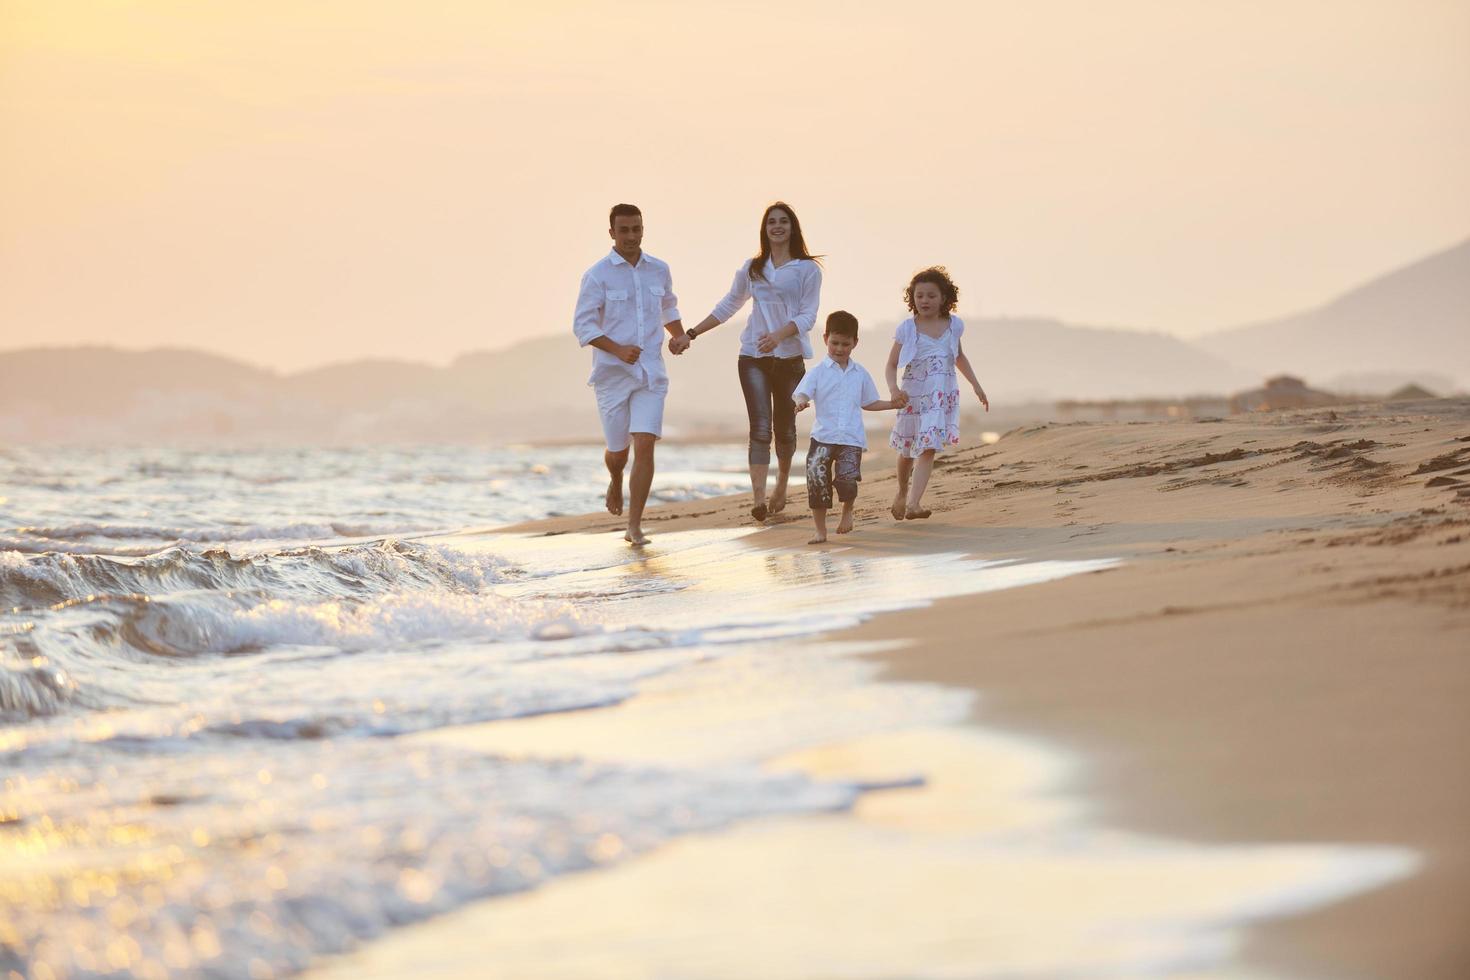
[{"left": 2, "top": 0, "right": 1467, "bottom": 371}]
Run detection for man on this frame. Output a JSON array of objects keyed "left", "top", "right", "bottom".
[{"left": 572, "top": 203, "right": 689, "bottom": 545}]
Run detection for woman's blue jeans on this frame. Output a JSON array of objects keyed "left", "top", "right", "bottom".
[{"left": 737, "top": 355, "right": 806, "bottom": 467}]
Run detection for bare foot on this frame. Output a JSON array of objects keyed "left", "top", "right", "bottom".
[
  {"left": 807, "top": 535, "right": 827, "bottom": 545},
  {"left": 890, "top": 492, "right": 906, "bottom": 521},
  {"left": 751, "top": 502, "right": 768, "bottom": 522},
  {"left": 624, "top": 528, "right": 649, "bottom": 546},
  {"left": 606, "top": 478, "right": 624, "bottom": 516},
  {"left": 905, "top": 508, "right": 932, "bottom": 520},
  {"left": 768, "top": 486, "right": 787, "bottom": 514},
  {"left": 835, "top": 512, "right": 854, "bottom": 534}
]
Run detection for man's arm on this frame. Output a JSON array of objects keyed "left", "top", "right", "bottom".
[
  {"left": 572, "top": 272, "right": 605, "bottom": 348},
  {"left": 661, "top": 268, "right": 690, "bottom": 354},
  {"left": 574, "top": 271, "right": 640, "bottom": 364},
  {"left": 589, "top": 336, "right": 642, "bottom": 363}
]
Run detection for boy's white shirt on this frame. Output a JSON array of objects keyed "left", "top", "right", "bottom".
[
  {"left": 572, "top": 249, "right": 681, "bottom": 391},
  {"left": 793, "top": 356, "right": 881, "bottom": 449}
]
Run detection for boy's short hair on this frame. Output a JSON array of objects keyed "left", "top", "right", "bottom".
[
  {"left": 824, "top": 310, "right": 859, "bottom": 338},
  {"left": 609, "top": 203, "right": 642, "bottom": 228}
]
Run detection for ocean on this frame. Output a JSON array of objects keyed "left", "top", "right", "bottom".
[{"left": 0, "top": 445, "right": 1415, "bottom": 978}]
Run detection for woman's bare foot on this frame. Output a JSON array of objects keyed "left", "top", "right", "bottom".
[
  {"left": 835, "top": 511, "right": 854, "bottom": 534},
  {"left": 768, "top": 483, "right": 788, "bottom": 514},
  {"left": 606, "top": 478, "right": 624, "bottom": 516},
  {"left": 624, "top": 528, "right": 649, "bottom": 546},
  {"left": 890, "top": 492, "right": 906, "bottom": 520},
  {"left": 905, "top": 508, "right": 932, "bottom": 520},
  {"left": 751, "top": 502, "right": 768, "bottom": 522},
  {"left": 807, "top": 534, "right": 827, "bottom": 545}
]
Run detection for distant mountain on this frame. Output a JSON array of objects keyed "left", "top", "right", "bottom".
[
  {"left": 2, "top": 239, "right": 1462, "bottom": 442},
  {"left": 1198, "top": 238, "right": 1470, "bottom": 388},
  {"left": 975, "top": 317, "right": 1254, "bottom": 400},
  {"left": 0, "top": 347, "right": 275, "bottom": 414},
  {"left": 0, "top": 320, "right": 1254, "bottom": 443}
]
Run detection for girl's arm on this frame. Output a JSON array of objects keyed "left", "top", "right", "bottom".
[
  {"left": 884, "top": 341, "right": 903, "bottom": 397},
  {"left": 955, "top": 341, "right": 989, "bottom": 411}
]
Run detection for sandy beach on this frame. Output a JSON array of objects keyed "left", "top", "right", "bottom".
[{"left": 308, "top": 398, "right": 1470, "bottom": 979}]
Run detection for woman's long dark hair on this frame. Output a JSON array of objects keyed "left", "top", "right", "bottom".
[{"left": 748, "top": 201, "right": 822, "bottom": 282}]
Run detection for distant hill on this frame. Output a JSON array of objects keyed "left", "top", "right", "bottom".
[
  {"left": 0, "top": 320, "right": 1255, "bottom": 443},
  {"left": 975, "top": 317, "right": 1254, "bottom": 401},
  {"left": 2, "top": 238, "right": 1462, "bottom": 442},
  {"left": 1198, "top": 238, "right": 1470, "bottom": 388}
]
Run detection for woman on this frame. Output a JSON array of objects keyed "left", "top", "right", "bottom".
[{"left": 682, "top": 202, "right": 823, "bottom": 521}]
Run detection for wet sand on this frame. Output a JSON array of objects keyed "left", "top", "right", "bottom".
[{"left": 318, "top": 399, "right": 1470, "bottom": 978}]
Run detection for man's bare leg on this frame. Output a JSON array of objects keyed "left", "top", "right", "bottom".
[
  {"left": 891, "top": 455, "right": 912, "bottom": 520},
  {"left": 835, "top": 500, "right": 855, "bottom": 534},
  {"left": 808, "top": 506, "right": 828, "bottom": 545},
  {"left": 769, "top": 458, "right": 792, "bottom": 513},
  {"left": 604, "top": 448, "right": 629, "bottom": 516},
  {"left": 625, "top": 432, "right": 656, "bottom": 545}
]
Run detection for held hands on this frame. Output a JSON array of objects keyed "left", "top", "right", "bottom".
[
  {"left": 668, "top": 333, "right": 691, "bottom": 356},
  {"left": 974, "top": 384, "right": 990, "bottom": 411},
  {"left": 893, "top": 391, "right": 910, "bottom": 409},
  {"left": 794, "top": 397, "right": 811, "bottom": 413},
  {"left": 755, "top": 332, "right": 779, "bottom": 354}
]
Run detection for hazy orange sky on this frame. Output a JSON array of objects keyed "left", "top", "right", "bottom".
[{"left": 2, "top": 0, "right": 1467, "bottom": 371}]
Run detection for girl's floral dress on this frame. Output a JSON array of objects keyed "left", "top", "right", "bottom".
[{"left": 890, "top": 321, "right": 961, "bottom": 457}]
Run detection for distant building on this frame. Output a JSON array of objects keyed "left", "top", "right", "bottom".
[{"left": 1229, "top": 375, "right": 1339, "bottom": 414}]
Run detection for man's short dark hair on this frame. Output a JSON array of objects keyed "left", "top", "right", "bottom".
[
  {"left": 824, "top": 310, "right": 859, "bottom": 338},
  {"left": 609, "top": 203, "right": 642, "bottom": 228}
]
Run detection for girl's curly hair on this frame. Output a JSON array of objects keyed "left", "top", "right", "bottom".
[{"left": 904, "top": 266, "right": 959, "bottom": 316}]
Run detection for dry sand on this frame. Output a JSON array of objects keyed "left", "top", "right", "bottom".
[{"left": 325, "top": 399, "right": 1470, "bottom": 978}]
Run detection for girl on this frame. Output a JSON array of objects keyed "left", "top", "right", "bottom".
[
  {"left": 886, "top": 266, "right": 988, "bottom": 519},
  {"left": 682, "top": 202, "right": 822, "bottom": 522}
]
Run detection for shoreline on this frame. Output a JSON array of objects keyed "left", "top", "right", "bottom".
[{"left": 326, "top": 400, "right": 1470, "bottom": 978}]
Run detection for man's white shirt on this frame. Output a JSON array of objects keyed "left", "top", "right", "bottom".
[
  {"left": 793, "top": 356, "right": 881, "bottom": 448},
  {"left": 573, "top": 249, "right": 681, "bottom": 390}
]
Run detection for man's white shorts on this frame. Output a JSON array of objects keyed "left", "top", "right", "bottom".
[{"left": 594, "top": 375, "right": 665, "bottom": 452}]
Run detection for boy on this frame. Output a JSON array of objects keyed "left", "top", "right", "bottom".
[{"left": 793, "top": 311, "right": 908, "bottom": 544}]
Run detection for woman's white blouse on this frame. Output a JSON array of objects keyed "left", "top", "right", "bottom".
[{"left": 708, "top": 258, "right": 822, "bottom": 359}]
